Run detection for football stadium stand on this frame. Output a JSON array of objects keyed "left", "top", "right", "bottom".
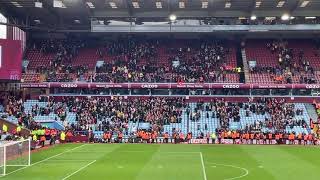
[
  {"left": 2, "top": 1, "right": 320, "bottom": 179},
  {"left": 22, "top": 39, "right": 240, "bottom": 83},
  {"left": 5, "top": 37, "right": 320, "bottom": 145}
]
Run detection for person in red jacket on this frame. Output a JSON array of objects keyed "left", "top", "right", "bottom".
[
  {"left": 45, "top": 128, "right": 51, "bottom": 139},
  {"left": 179, "top": 132, "right": 185, "bottom": 143},
  {"left": 151, "top": 131, "right": 157, "bottom": 143},
  {"left": 40, "top": 135, "right": 46, "bottom": 147},
  {"left": 303, "top": 134, "right": 308, "bottom": 145},
  {"left": 103, "top": 131, "right": 108, "bottom": 143},
  {"left": 118, "top": 131, "right": 123, "bottom": 143},
  {"left": 187, "top": 132, "right": 192, "bottom": 144}
]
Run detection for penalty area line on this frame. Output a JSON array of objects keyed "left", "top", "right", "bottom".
[
  {"left": 0, "top": 144, "right": 87, "bottom": 178},
  {"left": 61, "top": 160, "right": 96, "bottom": 180},
  {"left": 200, "top": 152, "right": 208, "bottom": 180},
  {"left": 119, "top": 150, "right": 200, "bottom": 154}
]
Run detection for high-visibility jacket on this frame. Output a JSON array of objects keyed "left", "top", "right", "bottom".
[
  {"left": 37, "top": 129, "right": 45, "bottom": 136},
  {"left": 237, "top": 67, "right": 241, "bottom": 73},
  {"left": 40, "top": 129, "right": 45, "bottom": 135},
  {"left": 33, "top": 134, "right": 37, "bottom": 141},
  {"left": 32, "top": 130, "right": 37, "bottom": 135},
  {"left": 60, "top": 132, "right": 66, "bottom": 141},
  {"left": 2, "top": 124, "right": 8, "bottom": 132},
  {"left": 211, "top": 133, "right": 216, "bottom": 139},
  {"left": 17, "top": 126, "right": 22, "bottom": 133},
  {"left": 37, "top": 129, "right": 42, "bottom": 135}
]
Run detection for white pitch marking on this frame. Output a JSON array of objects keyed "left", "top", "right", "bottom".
[
  {"left": 258, "top": 165, "right": 263, "bottom": 168},
  {"left": 61, "top": 160, "right": 96, "bottom": 180},
  {"left": 44, "top": 159, "right": 94, "bottom": 163},
  {"left": 119, "top": 150, "right": 199, "bottom": 154},
  {"left": 0, "top": 144, "right": 87, "bottom": 177},
  {"left": 200, "top": 152, "right": 208, "bottom": 180},
  {"left": 211, "top": 166, "right": 217, "bottom": 168},
  {"left": 117, "top": 165, "right": 124, "bottom": 169},
  {"left": 207, "top": 162, "right": 249, "bottom": 180}
]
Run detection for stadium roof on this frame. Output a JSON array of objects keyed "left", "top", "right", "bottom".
[{"left": 0, "top": 0, "right": 319, "bottom": 30}]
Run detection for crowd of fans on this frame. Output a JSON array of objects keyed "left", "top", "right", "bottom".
[
  {"left": 1, "top": 92, "right": 319, "bottom": 144},
  {"left": 59, "top": 97, "right": 184, "bottom": 134},
  {"left": 6, "top": 37, "right": 320, "bottom": 145},
  {"left": 184, "top": 98, "right": 308, "bottom": 135},
  {"left": 1, "top": 94, "right": 42, "bottom": 131},
  {"left": 24, "top": 38, "right": 239, "bottom": 83},
  {"left": 313, "top": 100, "right": 320, "bottom": 117},
  {"left": 249, "top": 40, "right": 317, "bottom": 84},
  {"left": 7, "top": 95, "right": 312, "bottom": 135},
  {"left": 31, "top": 39, "right": 90, "bottom": 82},
  {"left": 169, "top": 41, "right": 236, "bottom": 83},
  {"left": 245, "top": 98, "right": 307, "bottom": 131},
  {"left": 22, "top": 37, "right": 320, "bottom": 85},
  {"left": 94, "top": 40, "right": 237, "bottom": 83},
  {"left": 1, "top": 93, "right": 313, "bottom": 134}
]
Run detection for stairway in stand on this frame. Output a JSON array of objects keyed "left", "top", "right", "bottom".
[
  {"left": 236, "top": 43, "right": 246, "bottom": 83},
  {"left": 241, "top": 48, "right": 250, "bottom": 83},
  {"left": 305, "top": 103, "right": 318, "bottom": 122}
]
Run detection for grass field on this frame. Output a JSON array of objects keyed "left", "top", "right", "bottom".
[{"left": 1, "top": 143, "right": 320, "bottom": 180}]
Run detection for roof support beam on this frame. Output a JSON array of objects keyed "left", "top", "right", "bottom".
[
  {"left": 289, "top": 0, "right": 302, "bottom": 14},
  {"left": 41, "top": 0, "right": 61, "bottom": 26},
  {"left": 126, "top": 0, "right": 134, "bottom": 17},
  {"left": 208, "top": 0, "right": 214, "bottom": 16}
]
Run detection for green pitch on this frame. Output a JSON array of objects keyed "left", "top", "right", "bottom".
[{"left": 2, "top": 143, "right": 320, "bottom": 180}]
